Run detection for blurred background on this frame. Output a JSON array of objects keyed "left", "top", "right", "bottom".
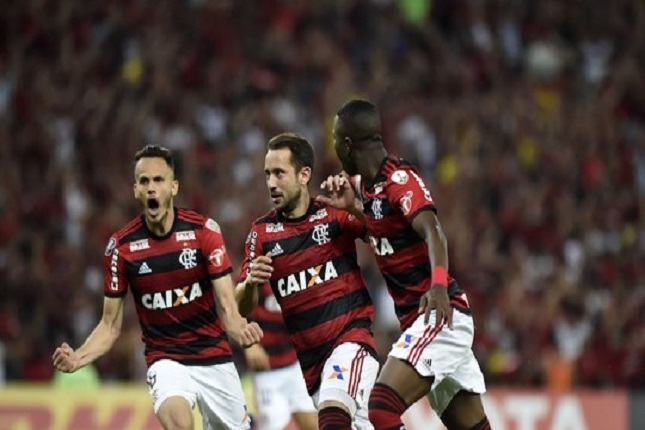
[{"left": 0, "top": 0, "right": 644, "bottom": 429}]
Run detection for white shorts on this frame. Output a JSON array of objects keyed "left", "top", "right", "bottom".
[
  {"left": 146, "top": 359, "right": 251, "bottom": 430},
  {"left": 252, "top": 361, "right": 316, "bottom": 430},
  {"left": 388, "top": 310, "right": 486, "bottom": 416},
  {"left": 311, "top": 342, "right": 379, "bottom": 430}
]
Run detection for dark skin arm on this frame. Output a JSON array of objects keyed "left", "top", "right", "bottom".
[
  {"left": 411, "top": 209, "right": 453, "bottom": 329},
  {"left": 317, "top": 173, "right": 453, "bottom": 328}
]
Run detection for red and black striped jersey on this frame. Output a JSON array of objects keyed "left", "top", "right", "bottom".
[
  {"left": 239, "top": 199, "right": 377, "bottom": 395},
  {"left": 356, "top": 155, "right": 471, "bottom": 330},
  {"left": 103, "top": 208, "right": 234, "bottom": 367},
  {"left": 247, "top": 282, "right": 298, "bottom": 369}
]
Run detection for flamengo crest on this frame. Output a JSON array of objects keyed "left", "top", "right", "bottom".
[
  {"left": 312, "top": 224, "right": 330, "bottom": 245},
  {"left": 179, "top": 248, "right": 198, "bottom": 269}
]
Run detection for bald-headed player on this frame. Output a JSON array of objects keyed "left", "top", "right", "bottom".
[{"left": 318, "top": 100, "right": 491, "bottom": 430}]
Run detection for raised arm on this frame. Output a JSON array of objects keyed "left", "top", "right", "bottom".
[
  {"left": 316, "top": 174, "right": 366, "bottom": 224},
  {"left": 52, "top": 296, "right": 125, "bottom": 373}
]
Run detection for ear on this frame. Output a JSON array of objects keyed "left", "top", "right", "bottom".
[
  {"left": 343, "top": 137, "right": 353, "bottom": 153},
  {"left": 299, "top": 166, "right": 312, "bottom": 186},
  {"left": 172, "top": 179, "right": 179, "bottom": 197},
  {"left": 133, "top": 182, "right": 137, "bottom": 199}
]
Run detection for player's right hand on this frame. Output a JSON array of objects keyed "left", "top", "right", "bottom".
[
  {"left": 52, "top": 342, "right": 80, "bottom": 373},
  {"left": 247, "top": 253, "right": 273, "bottom": 286},
  {"left": 244, "top": 344, "right": 271, "bottom": 370},
  {"left": 228, "top": 319, "right": 264, "bottom": 348},
  {"left": 316, "top": 174, "right": 356, "bottom": 210}
]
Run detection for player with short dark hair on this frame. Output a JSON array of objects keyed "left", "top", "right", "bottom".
[
  {"left": 53, "top": 144, "right": 263, "bottom": 430},
  {"left": 236, "top": 132, "right": 379, "bottom": 430},
  {"left": 318, "top": 100, "right": 491, "bottom": 430}
]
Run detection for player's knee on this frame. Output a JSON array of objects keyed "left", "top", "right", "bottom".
[
  {"left": 157, "top": 397, "right": 193, "bottom": 430},
  {"left": 162, "top": 415, "right": 192, "bottom": 430},
  {"left": 468, "top": 416, "right": 491, "bottom": 430},
  {"left": 367, "top": 383, "right": 408, "bottom": 430},
  {"left": 318, "top": 406, "right": 352, "bottom": 430},
  {"left": 440, "top": 391, "right": 488, "bottom": 430}
]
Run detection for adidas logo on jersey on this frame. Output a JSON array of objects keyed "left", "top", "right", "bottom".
[
  {"left": 270, "top": 243, "right": 284, "bottom": 256},
  {"left": 139, "top": 262, "right": 152, "bottom": 274}
]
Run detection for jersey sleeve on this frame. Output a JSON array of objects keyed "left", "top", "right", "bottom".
[
  {"left": 386, "top": 167, "right": 436, "bottom": 222},
  {"left": 201, "top": 218, "right": 233, "bottom": 280},
  {"left": 337, "top": 209, "right": 367, "bottom": 240},
  {"left": 103, "top": 236, "right": 129, "bottom": 297},
  {"left": 238, "top": 223, "right": 263, "bottom": 283}
]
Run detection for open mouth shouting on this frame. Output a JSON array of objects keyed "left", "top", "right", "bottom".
[{"left": 147, "top": 197, "right": 161, "bottom": 217}]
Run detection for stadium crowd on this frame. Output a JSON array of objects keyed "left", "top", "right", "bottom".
[{"left": 1, "top": 0, "right": 644, "bottom": 390}]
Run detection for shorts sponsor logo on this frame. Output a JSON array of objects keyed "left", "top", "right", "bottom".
[
  {"left": 176, "top": 231, "right": 196, "bottom": 241},
  {"left": 327, "top": 365, "right": 348, "bottom": 380},
  {"left": 276, "top": 261, "right": 338, "bottom": 297},
  {"left": 395, "top": 334, "right": 416, "bottom": 349},
  {"left": 129, "top": 239, "right": 150, "bottom": 252},
  {"left": 141, "top": 282, "right": 203, "bottom": 310}
]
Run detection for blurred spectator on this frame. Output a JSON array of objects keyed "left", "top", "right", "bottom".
[{"left": 1, "top": 0, "right": 644, "bottom": 390}]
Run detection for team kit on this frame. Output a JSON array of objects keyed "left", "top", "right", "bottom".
[{"left": 53, "top": 101, "right": 490, "bottom": 430}]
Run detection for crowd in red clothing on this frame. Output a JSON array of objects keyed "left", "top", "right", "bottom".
[{"left": 1, "top": 0, "right": 643, "bottom": 388}]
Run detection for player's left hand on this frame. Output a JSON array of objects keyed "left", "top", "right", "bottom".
[
  {"left": 419, "top": 285, "right": 453, "bottom": 329},
  {"left": 227, "top": 318, "right": 263, "bottom": 348}
]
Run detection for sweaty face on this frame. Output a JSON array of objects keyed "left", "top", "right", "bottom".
[
  {"left": 332, "top": 116, "right": 358, "bottom": 175},
  {"left": 133, "top": 157, "right": 178, "bottom": 228},
  {"left": 265, "top": 148, "right": 304, "bottom": 215}
]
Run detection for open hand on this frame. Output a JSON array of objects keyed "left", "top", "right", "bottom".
[
  {"left": 315, "top": 174, "right": 356, "bottom": 210},
  {"left": 419, "top": 286, "right": 453, "bottom": 329}
]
